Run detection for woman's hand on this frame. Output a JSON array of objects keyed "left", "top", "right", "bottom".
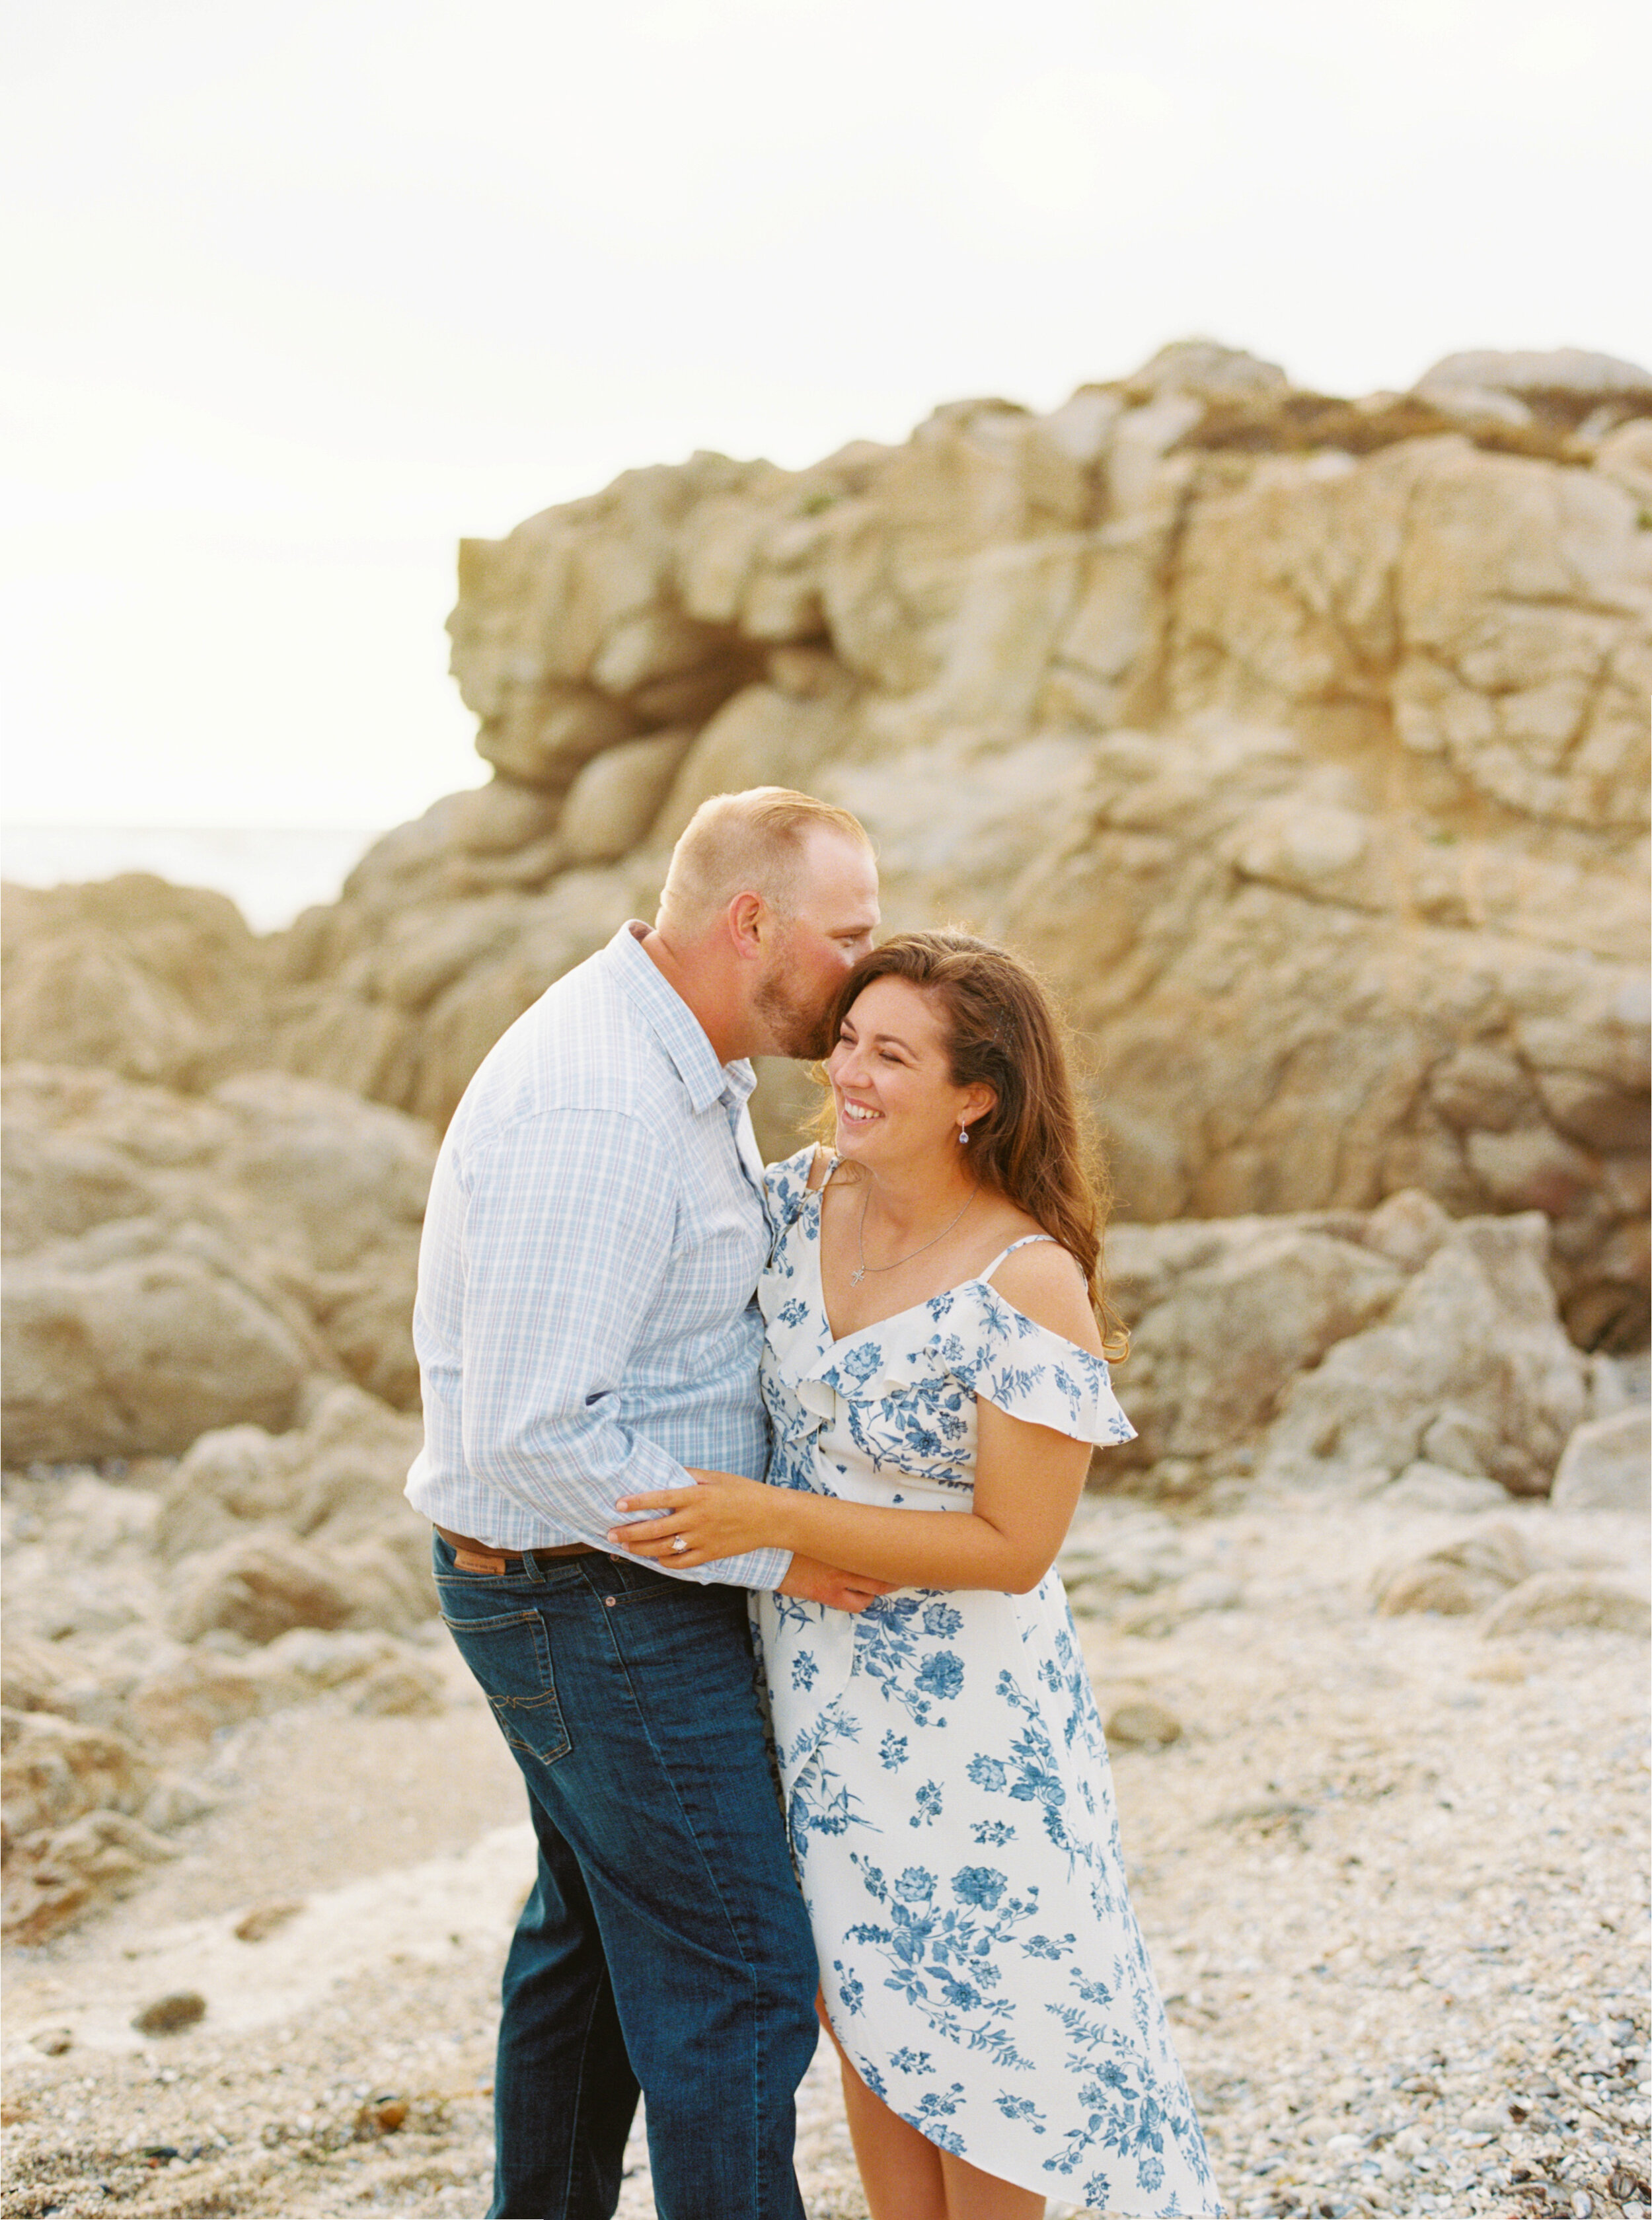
[{"left": 609, "top": 1468, "right": 788, "bottom": 1568}]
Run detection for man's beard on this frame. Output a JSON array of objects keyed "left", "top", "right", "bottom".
[{"left": 754, "top": 961, "right": 835, "bottom": 1062}]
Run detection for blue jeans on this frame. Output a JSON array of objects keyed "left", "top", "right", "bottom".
[{"left": 433, "top": 1536, "right": 818, "bottom": 2220}]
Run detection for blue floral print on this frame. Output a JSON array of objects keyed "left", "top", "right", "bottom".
[{"left": 752, "top": 1148, "right": 1220, "bottom": 2215}]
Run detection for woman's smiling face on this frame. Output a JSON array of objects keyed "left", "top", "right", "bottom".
[{"left": 826, "top": 976, "right": 989, "bottom": 1166}]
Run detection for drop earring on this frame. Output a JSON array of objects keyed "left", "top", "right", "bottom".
[{"left": 959, "top": 1123, "right": 969, "bottom": 1145}]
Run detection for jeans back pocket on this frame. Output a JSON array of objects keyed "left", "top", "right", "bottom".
[{"left": 439, "top": 1602, "right": 572, "bottom": 1767}]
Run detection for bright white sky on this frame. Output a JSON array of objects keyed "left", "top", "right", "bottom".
[{"left": 3, "top": 0, "right": 1648, "bottom": 827}]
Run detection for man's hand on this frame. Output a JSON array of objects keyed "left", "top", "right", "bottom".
[{"left": 778, "top": 1554, "right": 893, "bottom": 1615}]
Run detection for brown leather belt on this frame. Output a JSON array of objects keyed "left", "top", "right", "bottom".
[{"left": 434, "top": 1524, "right": 600, "bottom": 1575}]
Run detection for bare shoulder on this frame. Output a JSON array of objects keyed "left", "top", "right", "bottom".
[{"left": 989, "top": 1238, "right": 1104, "bottom": 1356}]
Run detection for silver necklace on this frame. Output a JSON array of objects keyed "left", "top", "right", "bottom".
[{"left": 851, "top": 1181, "right": 979, "bottom": 1286}]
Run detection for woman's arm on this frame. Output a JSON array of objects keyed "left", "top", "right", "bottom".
[{"left": 611, "top": 1243, "right": 1102, "bottom": 1594}]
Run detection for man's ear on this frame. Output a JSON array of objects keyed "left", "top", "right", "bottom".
[{"left": 726, "top": 890, "right": 767, "bottom": 959}]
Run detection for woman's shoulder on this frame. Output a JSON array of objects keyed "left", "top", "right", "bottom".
[
  {"left": 963, "top": 1239, "right": 1133, "bottom": 1446},
  {"left": 979, "top": 1236, "right": 1104, "bottom": 1358}
]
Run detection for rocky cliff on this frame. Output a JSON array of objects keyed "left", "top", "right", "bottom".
[
  {"left": 3, "top": 338, "right": 1649, "bottom": 1941},
  {"left": 17, "top": 338, "right": 1645, "bottom": 1339}
]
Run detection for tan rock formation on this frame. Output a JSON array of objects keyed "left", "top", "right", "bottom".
[
  {"left": 153, "top": 1386, "right": 433, "bottom": 1639},
  {"left": 0, "top": 876, "right": 268, "bottom": 1090},
  {"left": 2, "top": 339, "right": 1646, "bottom": 1354},
  {"left": 0, "top": 1399, "right": 443, "bottom": 1941},
  {"left": 215, "top": 339, "right": 1651, "bottom": 1343},
  {"left": 1102, "top": 1196, "right": 1591, "bottom": 1498},
  {"left": 1259, "top": 1212, "right": 1587, "bottom": 1495},
  {"left": 1, "top": 1069, "right": 434, "bottom": 1462}
]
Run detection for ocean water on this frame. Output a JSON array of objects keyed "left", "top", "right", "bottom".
[{"left": 1, "top": 825, "right": 385, "bottom": 934}]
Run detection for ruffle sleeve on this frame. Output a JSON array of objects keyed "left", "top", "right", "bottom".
[
  {"left": 929, "top": 1282, "right": 1135, "bottom": 1448},
  {"left": 781, "top": 1279, "right": 1135, "bottom": 1455},
  {"left": 866, "top": 1278, "right": 1137, "bottom": 1447}
]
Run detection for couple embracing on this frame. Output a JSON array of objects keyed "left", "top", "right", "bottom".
[{"left": 406, "top": 789, "right": 1219, "bottom": 2220}]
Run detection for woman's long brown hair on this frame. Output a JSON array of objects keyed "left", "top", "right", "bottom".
[{"left": 820, "top": 930, "right": 1129, "bottom": 1362}]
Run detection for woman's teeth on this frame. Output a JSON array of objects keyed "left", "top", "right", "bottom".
[{"left": 841, "top": 1101, "right": 880, "bottom": 1123}]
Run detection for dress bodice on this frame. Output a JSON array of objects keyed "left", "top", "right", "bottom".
[{"left": 759, "top": 1146, "right": 1135, "bottom": 1513}]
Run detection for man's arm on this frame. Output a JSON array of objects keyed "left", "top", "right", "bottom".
[{"left": 455, "top": 1107, "right": 789, "bottom": 1590}]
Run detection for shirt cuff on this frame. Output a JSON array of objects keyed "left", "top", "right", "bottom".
[
  {"left": 693, "top": 1543, "right": 792, "bottom": 1592},
  {"left": 600, "top": 1440, "right": 791, "bottom": 1592}
]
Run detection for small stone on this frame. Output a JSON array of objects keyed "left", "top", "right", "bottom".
[
  {"left": 131, "top": 1989, "right": 206, "bottom": 2036},
  {"left": 29, "top": 2026, "right": 73, "bottom": 2055},
  {"left": 233, "top": 1899, "right": 305, "bottom": 1942},
  {"left": 1483, "top": 1572, "right": 1651, "bottom": 1638},
  {"left": 1376, "top": 1561, "right": 1495, "bottom": 1615},
  {"left": 1106, "top": 1698, "right": 1183, "bottom": 1748},
  {"left": 354, "top": 2093, "right": 408, "bottom": 2136},
  {"left": 1550, "top": 1407, "right": 1651, "bottom": 1514},
  {"left": 1382, "top": 1462, "right": 1507, "bottom": 1514}
]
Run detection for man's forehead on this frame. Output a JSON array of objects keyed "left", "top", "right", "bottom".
[
  {"left": 799, "top": 825, "right": 879, "bottom": 883},
  {"left": 798, "top": 827, "right": 879, "bottom": 910}
]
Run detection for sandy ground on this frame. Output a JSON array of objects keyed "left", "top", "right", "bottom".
[{"left": 3, "top": 1489, "right": 1648, "bottom": 2220}]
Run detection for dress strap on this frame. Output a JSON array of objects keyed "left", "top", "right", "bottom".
[{"left": 977, "top": 1232, "right": 1057, "bottom": 1285}]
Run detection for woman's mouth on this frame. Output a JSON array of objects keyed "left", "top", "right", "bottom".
[{"left": 839, "top": 1098, "right": 881, "bottom": 1127}]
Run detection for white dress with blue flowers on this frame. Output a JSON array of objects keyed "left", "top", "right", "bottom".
[{"left": 754, "top": 1148, "right": 1219, "bottom": 2216}]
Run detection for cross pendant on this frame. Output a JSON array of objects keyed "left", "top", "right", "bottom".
[{"left": 850, "top": 1265, "right": 865, "bottom": 1285}]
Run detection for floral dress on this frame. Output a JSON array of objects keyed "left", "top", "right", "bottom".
[{"left": 754, "top": 1148, "right": 1220, "bottom": 2216}]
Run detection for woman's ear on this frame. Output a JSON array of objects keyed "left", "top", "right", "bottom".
[{"left": 963, "top": 1084, "right": 996, "bottom": 1129}]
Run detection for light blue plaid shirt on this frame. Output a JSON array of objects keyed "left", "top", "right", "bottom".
[{"left": 405, "top": 922, "right": 790, "bottom": 1590}]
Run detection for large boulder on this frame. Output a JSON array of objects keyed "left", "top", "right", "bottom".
[
  {"left": 1096, "top": 1195, "right": 1596, "bottom": 1498},
  {"left": 3, "top": 1238, "right": 313, "bottom": 1462},
  {"left": 1259, "top": 1214, "right": 1588, "bottom": 1495},
  {"left": 0, "top": 1708, "right": 154, "bottom": 1844},
  {"left": 0, "top": 1705, "right": 171, "bottom": 1943},
  {"left": 0, "top": 876, "right": 269, "bottom": 1087},
  {"left": 1104, "top": 1215, "right": 1407, "bottom": 1463},
  {"left": 153, "top": 1386, "right": 433, "bottom": 1636},
  {"left": 1, "top": 1068, "right": 435, "bottom": 1461}
]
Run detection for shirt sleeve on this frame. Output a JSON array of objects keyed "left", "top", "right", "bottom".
[{"left": 455, "top": 1107, "right": 790, "bottom": 1590}]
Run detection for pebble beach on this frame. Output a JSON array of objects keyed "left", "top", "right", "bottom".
[{"left": 3, "top": 1485, "right": 1647, "bottom": 2220}]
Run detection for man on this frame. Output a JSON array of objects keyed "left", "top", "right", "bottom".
[{"left": 406, "top": 788, "right": 884, "bottom": 2220}]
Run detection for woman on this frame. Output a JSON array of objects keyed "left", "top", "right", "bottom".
[{"left": 611, "top": 933, "right": 1219, "bottom": 2220}]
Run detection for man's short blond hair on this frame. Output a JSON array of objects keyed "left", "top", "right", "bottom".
[{"left": 659, "top": 788, "right": 872, "bottom": 926}]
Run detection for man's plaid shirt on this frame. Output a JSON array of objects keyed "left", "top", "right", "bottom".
[{"left": 405, "top": 921, "right": 789, "bottom": 1590}]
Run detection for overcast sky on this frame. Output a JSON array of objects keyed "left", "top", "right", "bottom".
[{"left": 4, "top": 0, "right": 1648, "bottom": 828}]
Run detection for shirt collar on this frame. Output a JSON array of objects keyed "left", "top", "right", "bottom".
[{"left": 605, "top": 922, "right": 756, "bottom": 1114}]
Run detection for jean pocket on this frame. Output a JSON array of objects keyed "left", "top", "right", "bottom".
[{"left": 439, "top": 1604, "right": 571, "bottom": 1767}]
